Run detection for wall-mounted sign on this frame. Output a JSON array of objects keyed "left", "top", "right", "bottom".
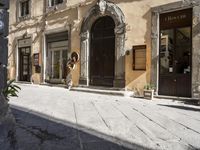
[
  {"left": 33, "top": 48, "right": 39, "bottom": 54},
  {"left": 160, "top": 8, "right": 192, "bottom": 30},
  {"left": 33, "top": 53, "right": 39, "bottom": 66}
]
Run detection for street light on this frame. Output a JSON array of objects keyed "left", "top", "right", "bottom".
[{"left": 0, "top": 9, "right": 8, "bottom": 36}]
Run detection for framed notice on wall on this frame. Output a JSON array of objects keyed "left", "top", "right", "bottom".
[
  {"left": 33, "top": 53, "right": 39, "bottom": 66},
  {"left": 133, "top": 45, "right": 146, "bottom": 70}
]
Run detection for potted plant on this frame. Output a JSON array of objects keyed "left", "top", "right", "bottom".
[
  {"left": 45, "top": 74, "right": 50, "bottom": 82},
  {"left": 2, "top": 79, "right": 21, "bottom": 101},
  {"left": 143, "top": 84, "right": 155, "bottom": 100}
]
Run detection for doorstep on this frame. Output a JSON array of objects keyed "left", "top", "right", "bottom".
[
  {"left": 70, "top": 86, "right": 134, "bottom": 97},
  {"left": 15, "top": 81, "right": 32, "bottom": 84},
  {"left": 40, "top": 83, "right": 66, "bottom": 88},
  {"left": 154, "top": 95, "right": 200, "bottom": 105}
]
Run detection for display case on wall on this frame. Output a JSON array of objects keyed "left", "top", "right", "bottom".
[{"left": 160, "top": 35, "right": 174, "bottom": 73}]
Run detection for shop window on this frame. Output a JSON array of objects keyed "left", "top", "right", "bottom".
[
  {"left": 18, "top": 0, "right": 30, "bottom": 21},
  {"left": 133, "top": 45, "right": 146, "bottom": 70},
  {"left": 48, "top": 0, "right": 64, "bottom": 7}
]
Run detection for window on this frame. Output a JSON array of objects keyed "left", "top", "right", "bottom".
[
  {"left": 48, "top": 0, "right": 63, "bottom": 7},
  {"left": 18, "top": 0, "right": 30, "bottom": 21},
  {"left": 20, "top": 0, "right": 30, "bottom": 17},
  {"left": 133, "top": 45, "right": 146, "bottom": 70}
]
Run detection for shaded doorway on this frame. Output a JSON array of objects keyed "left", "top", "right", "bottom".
[
  {"left": 19, "top": 47, "right": 31, "bottom": 82},
  {"left": 90, "top": 16, "right": 115, "bottom": 87},
  {"left": 159, "top": 9, "right": 192, "bottom": 97}
]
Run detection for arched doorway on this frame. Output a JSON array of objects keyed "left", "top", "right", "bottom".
[
  {"left": 80, "top": 0, "right": 126, "bottom": 88},
  {"left": 90, "top": 16, "right": 115, "bottom": 87}
]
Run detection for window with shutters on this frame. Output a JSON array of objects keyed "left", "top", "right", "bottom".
[{"left": 133, "top": 45, "right": 146, "bottom": 70}]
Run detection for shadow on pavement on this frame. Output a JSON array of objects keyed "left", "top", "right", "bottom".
[
  {"left": 158, "top": 104, "right": 200, "bottom": 112},
  {"left": 183, "top": 100, "right": 200, "bottom": 106},
  {"left": 10, "top": 106, "right": 153, "bottom": 150}
]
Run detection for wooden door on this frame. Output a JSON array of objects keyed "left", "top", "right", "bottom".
[
  {"left": 175, "top": 27, "right": 192, "bottom": 97},
  {"left": 90, "top": 16, "right": 115, "bottom": 87},
  {"left": 19, "top": 47, "right": 31, "bottom": 82}
]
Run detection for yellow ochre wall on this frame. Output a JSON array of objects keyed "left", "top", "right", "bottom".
[
  {"left": 111, "top": 0, "right": 180, "bottom": 93},
  {"left": 8, "top": 0, "right": 180, "bottom": 92}
]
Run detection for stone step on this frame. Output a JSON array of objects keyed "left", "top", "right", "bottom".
[
  {"left": 154, "top": 95, "right": 200, "bottom": 105},
  {"left": 40, "top": 83, "right": 66, "bottom": 88},
  {"left": 70, "top": 86, "right": 134, "bottom": 97}
]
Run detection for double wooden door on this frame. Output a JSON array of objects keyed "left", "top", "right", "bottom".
[{"left": 90, "top": 16, "right": 115, "bottom": 87}]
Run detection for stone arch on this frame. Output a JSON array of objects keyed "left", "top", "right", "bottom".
[{"left": 79, "top": 0, "right": 126, "bottom": 88}]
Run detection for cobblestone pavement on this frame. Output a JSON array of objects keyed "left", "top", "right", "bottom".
[{"left": 9, "top": 84, "right": 200, "bottom": 150}]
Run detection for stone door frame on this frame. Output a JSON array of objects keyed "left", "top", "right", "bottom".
[
  {"left": 79, "top": 0, "right": 126, "bottom": 88},
  {"left": 151, "top": 0, "right": 200, "bottom": 98}
]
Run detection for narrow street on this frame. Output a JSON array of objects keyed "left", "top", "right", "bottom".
[{"left": 9, "top": 84, "right": 200, "bottom": 150}]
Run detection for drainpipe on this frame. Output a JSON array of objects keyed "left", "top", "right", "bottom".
[{"left": 41, "top": 0, "right": 47, "bottom": 83}]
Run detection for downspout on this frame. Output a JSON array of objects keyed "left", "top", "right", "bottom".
[{"left": 41, "top": 0, "right": 47, "bottom": 83}]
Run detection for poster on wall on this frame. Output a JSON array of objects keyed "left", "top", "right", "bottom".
[{"left": 33, "top": 53, "right": 39, "bottom": 66}]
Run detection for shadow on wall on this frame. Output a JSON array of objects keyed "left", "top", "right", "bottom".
[
  {"left": 125, "top": 70, "right": 147, "bottom": 96},
  {"left": 11, "top": 106, "right": 154, "bottom": 150}
]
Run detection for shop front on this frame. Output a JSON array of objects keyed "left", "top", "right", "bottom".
[
  {"left": 151, "top": 1, "right": 200, "bottom": 99},
  {"left": 45, "top": 31, "right": 68, "bottom": 84},
  {"left": 159, "top": 8, "right": 192, "bottom": 97}
]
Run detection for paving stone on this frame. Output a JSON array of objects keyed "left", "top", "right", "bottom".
[
  {"left": 79, "top": 130, "right": 106, "bottom": 143},
  {"left": 82, "top": 141, "right": 122, "bottom": 150},
  {"left": 9, "top": 84, "right": 200, "bottom": 150}
]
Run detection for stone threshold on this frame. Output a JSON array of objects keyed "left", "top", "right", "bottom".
[
  {"left": 38, "top": 83, "right": 134, "bottom": 97},
  {"left": 15, "top": 81, "right": 67, "bottom": 88},
  {"left": 15, "top": 81, "right": 33, "bottom": 84},
  {"left": 40, "top": 83, "right": 66, "bottom": 88},
  {"left": 154, "top": 95, "right": 200, "bottom": 105},
  {"left": 70, "top": 86, "right": 134, "bottom": 97}
]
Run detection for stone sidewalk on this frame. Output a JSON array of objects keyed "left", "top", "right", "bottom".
[{"left": 8, "top": 84, "right": 200, "bottom": 150}]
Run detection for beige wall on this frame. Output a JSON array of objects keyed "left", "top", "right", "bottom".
[
  {"left": 8, "top": 0, "right": 44, "bottom": 82},
  {"left": 111, "top": 0, "right": 180, "bottom": 93},
  {"left": 8, "top": 0, "right": 181, "bottom": 91}
]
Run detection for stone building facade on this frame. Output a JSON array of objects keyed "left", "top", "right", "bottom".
[{"left": 8, "top": 0, "right": 200, "bottom": 99}]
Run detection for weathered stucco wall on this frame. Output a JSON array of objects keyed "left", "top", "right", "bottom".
[
  {"left": 8, "top": 0, "right": 200, "bottom": 98},
  {"left": 8, "top": 0, "right": 44, "bottom": 83},
  {"left": 111, "top": 0, "right": 180, "bottom": 93},
  {"left": 8, "top": 0, "right": 180, "bottom": 87}
]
